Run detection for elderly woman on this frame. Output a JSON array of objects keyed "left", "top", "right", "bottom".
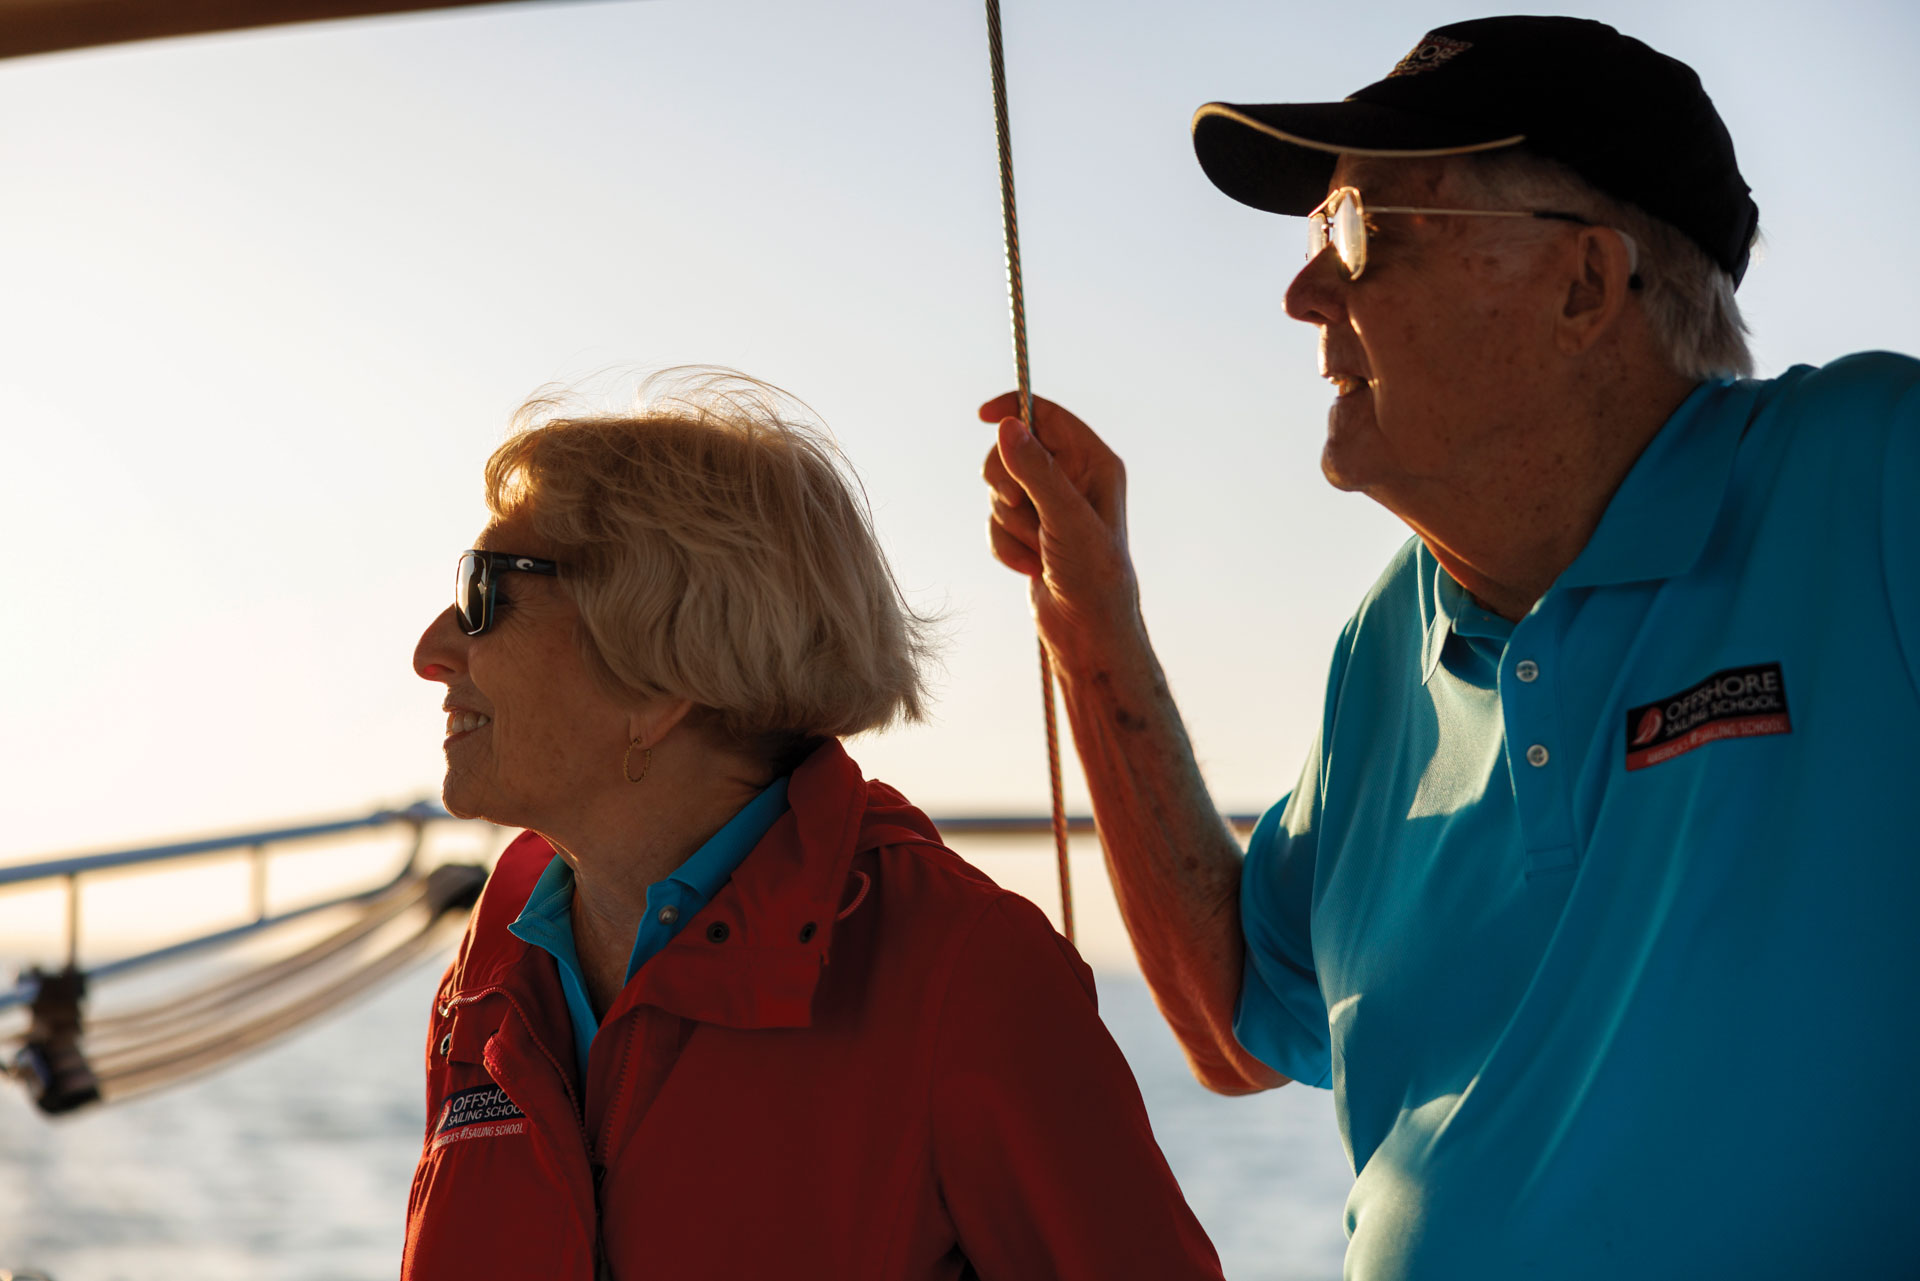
[{"left": 402, "top": 373, "right": 1220, "bottom": 1281}]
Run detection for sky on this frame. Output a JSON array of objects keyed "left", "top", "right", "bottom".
[{"left": 2, "top": 0, "right": 1916, "bottom": 879}]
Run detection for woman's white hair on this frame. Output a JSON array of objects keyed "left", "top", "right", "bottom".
[
  {"left": 485, "top": 369, "right": 937, "bottom": 755},
  {"left": 1454, "top": 150, "right": 1755, "bottom": 381}
]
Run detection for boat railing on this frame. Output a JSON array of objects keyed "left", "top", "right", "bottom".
[{"left": 0, "top": 801, "right": 454, "bottom": 1016}]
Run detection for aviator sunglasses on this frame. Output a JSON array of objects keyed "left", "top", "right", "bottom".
[
  {"left": 455, "top": 550, "right": 560, "bottom": 636},
  {"left": 1306, "top": 185, "right": 1637, "bottom": 285}
]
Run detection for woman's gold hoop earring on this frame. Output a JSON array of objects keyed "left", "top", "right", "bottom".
[{"left": 623, "top": 738, "right": 652, "bottom": 784}]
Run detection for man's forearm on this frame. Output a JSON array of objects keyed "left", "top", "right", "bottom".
[
  {"left": 1051, "top": 619, "right": 1286, "bottom": 1094},
  {"left": 973, "top": 392, "right": 1286, "bottom": 1091}
]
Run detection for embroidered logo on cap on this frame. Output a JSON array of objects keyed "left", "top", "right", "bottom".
[
  {"left": 430, "top": 1083, "right": 527, "bottom": 1151},
  {"left": 1388, "top": 34, "right": 1472, "bottom": 78},
  {"left": 1624, "top": 662, "right": 1791, "bottom": 771}
]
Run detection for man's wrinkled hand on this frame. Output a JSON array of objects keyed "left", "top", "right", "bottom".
[{"left": 978, "top": 392, "right": 1140, "bottom": 661}]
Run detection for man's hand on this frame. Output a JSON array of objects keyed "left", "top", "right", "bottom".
[
  {"left": 979, "top": 393, "right": 1140, "bottom": 664},
  {"left": 974, "top": 392, "right": 1286, "bottom": 1096}
]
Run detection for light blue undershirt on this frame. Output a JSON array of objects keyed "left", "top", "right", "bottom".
[{"left": 508, "top": 777, "right": 790, "bottom": 1075}]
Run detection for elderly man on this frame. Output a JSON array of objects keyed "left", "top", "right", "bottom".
[{"left": 980, "top": 15, "right": 1919, "bottom": 1279}]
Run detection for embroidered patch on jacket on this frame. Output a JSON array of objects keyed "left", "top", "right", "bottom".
[
  {"left": 1387, "top": 34, "right": 1471, "bottom": 78},
  {"left": 430, "top": 1083, "right": 527, "bottom": 1151},
  {"left": 1624, "top": 662, "right": 1792, "bottom": 771}
]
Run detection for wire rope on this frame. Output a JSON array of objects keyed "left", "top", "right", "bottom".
[{"left": 985, "top": 0, "right": 1074, "bottom": 943}]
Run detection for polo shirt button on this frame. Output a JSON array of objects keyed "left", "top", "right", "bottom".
[
  {"left": 657, "top": 905, "right": 680, "bottom": 925},
  {"left": 1526, "top": 744, "right": 1550, "bottom": 767},
  {"left": 1516, "top": 660, "right": 1540, "bottom": 682}
]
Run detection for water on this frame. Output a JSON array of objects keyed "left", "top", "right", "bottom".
[{"left": 0, "top": 960, "right": 1352, "bottom": 1280}]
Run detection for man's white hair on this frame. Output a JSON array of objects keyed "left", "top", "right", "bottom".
[{"left": 1454, "top": 150, "right": 1755, "bottom": 381}]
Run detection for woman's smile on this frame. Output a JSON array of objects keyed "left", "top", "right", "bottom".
[{"left": 444, "top": 708, "right": 492, "bottom": 740}]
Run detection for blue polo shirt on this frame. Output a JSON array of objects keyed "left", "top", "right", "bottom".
[
  {"left": 509, "top": 777, "right": 790, "bottom": 1074},
  {"left": 1237, "top": 353, "right": 1920, "bottom": 1279}
]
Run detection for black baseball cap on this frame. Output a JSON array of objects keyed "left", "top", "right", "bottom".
[{"left": 1191, "top": 16, "right": 1760, "bottom": 285}]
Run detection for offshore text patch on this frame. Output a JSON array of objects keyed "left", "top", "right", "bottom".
[
  {"left": 430, "top": 1083, "right": 527, "bottom": 1151},
  {"left": 1625, "top": 662, "right": 1791, "bottom": 771}
]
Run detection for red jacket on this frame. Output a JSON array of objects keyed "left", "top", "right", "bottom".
[{"left": 402, "top": 741, "right": 1222, "bottom": 1280}]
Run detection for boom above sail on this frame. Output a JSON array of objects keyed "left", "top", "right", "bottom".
[{"left": 0, "top": 0, "right": 596, "bottom": 61}]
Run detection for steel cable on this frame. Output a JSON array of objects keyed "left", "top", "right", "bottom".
[{"left": 985, "top": 0, "right": 1075, "bottom": 943}]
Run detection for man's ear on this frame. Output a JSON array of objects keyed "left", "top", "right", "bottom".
[{"left": 1556, "top": 226, "right": 1637, "bottom": 356}]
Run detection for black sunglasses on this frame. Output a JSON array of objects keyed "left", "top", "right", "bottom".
[{"left": 455, "top": 550, "right": 559, "bottom": 636}]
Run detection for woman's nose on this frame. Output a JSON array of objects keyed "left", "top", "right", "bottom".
[{"left": 413, "top": 606, "right": 466, "bottom": 682}]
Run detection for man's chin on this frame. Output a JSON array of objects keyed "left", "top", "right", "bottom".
[
  {"left": 1320, "top": 399, "right": 1379, "bottom": 494},
  {"left": 1320, "top": 443, "right": 1367, "bottom": 494}
]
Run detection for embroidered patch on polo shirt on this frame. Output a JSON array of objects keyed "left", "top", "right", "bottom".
[
  {"left": 1625, "top": 662, "right": 1792, "bottom": 771},
  {"left": 430, "top": 1083, "right": 527, "bottom": 1151}
]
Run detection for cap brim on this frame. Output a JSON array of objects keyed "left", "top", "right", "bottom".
[{"left": 1192, "top": 101, "right": 1526, "bottom": 215}]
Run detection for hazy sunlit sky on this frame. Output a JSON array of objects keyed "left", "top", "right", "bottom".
[{"left": 3, "top": 0, "right": 1916, "bottom": 863}]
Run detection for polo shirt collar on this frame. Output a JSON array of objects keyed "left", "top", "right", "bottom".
[
  {"left": 507, "top": 776, "right": 792, "bottom": 979},
  {"left": 1555, "top": 378, "right": 1755, "bottom": 591},
  {"left": 1421, "top": 558, "right": 1456, "bottom": 684},
  {"left": 671, "top": 775, "right": 789, "bottom": 903},
  {"left": 509, "top": 854, "right": 581, "bottom": 965},
  {"left": 1419, "top": 378, "right": 1755, "bottom": 683},
  {"left": 1422, "top": 559, "right": 1515, "bottom": 684}
]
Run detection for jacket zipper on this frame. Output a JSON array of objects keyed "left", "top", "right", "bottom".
[
  {"left": 592, "top": 1161, "right": 611, "bottom": 1280},
  {"left": 446, "top": 985, "right": 602, "bottom": 1262},
  {"left": 589, "top": 1011, "right": 637, "bottom": 1279}
]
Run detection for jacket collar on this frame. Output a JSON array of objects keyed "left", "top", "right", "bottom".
[{"left": 445, "top": 738, "right": 943, "bottom": 1033}]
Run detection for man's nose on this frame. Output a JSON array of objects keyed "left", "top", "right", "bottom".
[
  {"left": 413, "top": 606, "right": 467, "bottom": 682},
  {"left": 1284, "top": 247, "right": 1349, "bottom": 327}
]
